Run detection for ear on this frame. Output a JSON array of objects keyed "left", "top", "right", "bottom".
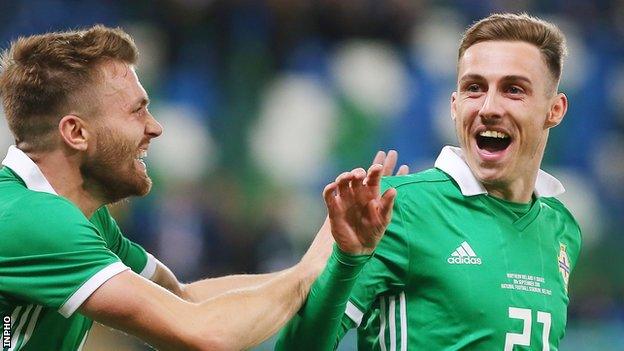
[
  {"left": 58, "top": 115, "right": 91, "bottom": 151},
  {"left": 451, "top": 91, "right": 458, "bottom": 121},
  {"left": 544, "top": 92, "right": 568, "bottom": 129}
]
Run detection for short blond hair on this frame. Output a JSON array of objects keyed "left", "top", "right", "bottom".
[{"left": 0, "top": 25, "right": 138, "bottom": 151}]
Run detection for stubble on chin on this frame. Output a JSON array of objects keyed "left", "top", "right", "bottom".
[{"left": 80, "top": 127, "right": 152, "bottom": 204}]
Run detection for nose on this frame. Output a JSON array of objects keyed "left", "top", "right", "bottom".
[
  {"left": 478, "top": 90, "right": 504, "bottom": 123},
  {"left": 145, "top": 112, "right": 163, "bottom": 138}
]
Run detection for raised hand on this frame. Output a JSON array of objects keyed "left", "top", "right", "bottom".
[
  {"left": 300, "top": 150, "right": 407, "bottom": 270},
  {"left": 323, "top": 164, "right": 397, "bottom": 255}
]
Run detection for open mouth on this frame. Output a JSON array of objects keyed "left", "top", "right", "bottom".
[{"left": 476, "top": 130, "right": 511, "bottom": 153}]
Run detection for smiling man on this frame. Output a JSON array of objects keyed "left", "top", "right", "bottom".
[
  {"left": 0, "top": 26, "right": 400, "bottom": 350},
  {"left": 276, "top": 13, "right": 582, "bottom": 350}
]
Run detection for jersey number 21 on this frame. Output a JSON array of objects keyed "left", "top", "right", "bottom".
[{"left": 504, "top": 307, "right": 551, "bottom": 351}]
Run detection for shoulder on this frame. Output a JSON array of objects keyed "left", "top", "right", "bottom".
[
  {"left": 0, "top": 192, "right": 100, "bottom": 254},
  {"left": 540, "top": 196, "right": 582, "bottom": 254},
  {"left": 539, "top": 197, "right": 581, "bottom": 230},
  {"left": 382, "top": 168, "right": 459, "bottom": 205},
  {"left": 382, "top": 168, "right": 452, "bottom": 190},
  {"left": 5, "top": 190, "right": 86, "bottom": 223},
  {"left": 379, "top": 169, "right": 457, "bottom": 237}
]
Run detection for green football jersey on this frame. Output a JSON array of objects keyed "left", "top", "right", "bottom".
[
  {"left": 0, "top": 146, "right": 157, "bottom": 351},
  {"left": 277, "top": 146, "right": 581, "bottom": 351}
]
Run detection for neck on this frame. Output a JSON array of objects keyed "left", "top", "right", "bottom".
[
  {"left": 484, "top": 182, "right": 533, "bottom": 203},
  {"left": 483, "top": 167, "right": 539, "bottom": 204},
  {"left": 28, "top": 149, "right": 104, "bottom": 218}
]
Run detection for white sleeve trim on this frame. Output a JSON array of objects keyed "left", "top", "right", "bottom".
[
  {"left": 58, "top": 262, "right": 129, "bottom": 318},
  {"left": 139, "top": 253, "right": 158, "bottom": 280},
  {"left": 345, "top": 301, "right": 364, "bottom": 327}
]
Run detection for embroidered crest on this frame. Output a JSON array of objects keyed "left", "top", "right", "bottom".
[{"left": 558, "top": 242, "right": 570, "bottom": 293}]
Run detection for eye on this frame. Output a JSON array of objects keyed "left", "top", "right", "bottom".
[
  {"left": 133, "top": 106, "right": 146, "bottom": 115},
  {"left": 466, "top": 83, "right": 481, "bottom": 92},
  {"left": 506, "top": 85, "right": 525, "bottom": 94}
]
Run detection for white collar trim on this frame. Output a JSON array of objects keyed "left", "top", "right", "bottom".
[
  {"left": 1, "top": 145, "right": 58, "bottom": 195},
  {"left": 434, "top": 145, "right": 565, "bottom": 198}
]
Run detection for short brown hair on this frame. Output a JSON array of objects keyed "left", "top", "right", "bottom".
[
  {"left": 0, "top": 25, "right": 138, "bottom": 151},
  {"left": 458, "top": 13, "right": 567, "bottom": 85}
]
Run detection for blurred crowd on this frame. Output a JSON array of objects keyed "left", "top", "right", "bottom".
[{"left": 0, "top": 0, "right": 623, "bottom": 349}]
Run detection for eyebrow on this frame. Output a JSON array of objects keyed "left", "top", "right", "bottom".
[
  {"left": 459, "top": 74, "right": 485, "bottom": 83},
  {"left": 501, "top": 75, "right": 533, "bottom": 85},
  {"left": 459, "top": 74, "right": 533, "bottom": 85}
]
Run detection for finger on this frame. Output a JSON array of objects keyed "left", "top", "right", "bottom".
[
  {"left": 372, "top": 150, "right": 386, "bottom": 165},
  {"left": 322, "top": 182, "right": 337, "bottom": 208},
  {"left": 336, "top": 172, "right": 354, "bottom": 203},
  {"left": 396, "top": 164, "right": 409, "bottom": 176},
  {"left": 350, "top": 167, "right": 367, "bottom": 202},
  {"left": 363, "top": 163, "right": 384, "bottom": 187},
  {"left": 382, "top": 150, "right": 398, "bottom": 176},
  {"left": 380, "top": 187, "right": 397, "bottom": 222}
]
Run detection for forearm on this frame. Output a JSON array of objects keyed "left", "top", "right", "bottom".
[
  {"left": 275, "top": 246, "right": 370, "bottom": 351},
  {"left": 82, "top": 266, "right": 318, "bottom": 351},
  {"left": 190, "top": 264, "right": 316, "bottom": 349},
  {"left": 151, "top": 258, "right": 281, "bottom": 303},
  {"left": 182, "top": 272, "right": 281, "bottom": 302}
]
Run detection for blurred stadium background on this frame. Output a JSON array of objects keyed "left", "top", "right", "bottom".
[{"left": 0, "top": 0, "right": 622, "bottom": 349}]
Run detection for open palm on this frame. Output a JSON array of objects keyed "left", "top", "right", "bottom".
[{"left": 323, "top": 162, "right": 398, "bottom": 255}]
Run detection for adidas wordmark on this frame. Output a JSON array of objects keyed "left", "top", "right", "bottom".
[{"left": 447, "top": 241, "right": 482, "bottom": 265}]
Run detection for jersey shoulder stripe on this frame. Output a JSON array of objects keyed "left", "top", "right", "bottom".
[{"left": 382, "top": 168, "right": 452, "bottom": 190}]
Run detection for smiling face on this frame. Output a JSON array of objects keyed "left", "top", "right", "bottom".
[
  {"left": 80, "top": 60, "right": 163, "bottom": 203},
  {"left": 451, "top": 40, "right": 567, "bottom": 201}
]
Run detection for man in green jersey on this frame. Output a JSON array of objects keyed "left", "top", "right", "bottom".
[
  {"left": 276, "top": 13, "right": 582, "bottom": 350},
  {"left": 0, "top": 26, "right": 402, "bottom": 350}
]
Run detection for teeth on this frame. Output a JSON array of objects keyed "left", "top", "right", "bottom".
[
  {"left": 137, "top": 150, "right": 147, "bottom": 159},
  {"left": 479, "top": 130, "right": 509, "bottom": 139}
]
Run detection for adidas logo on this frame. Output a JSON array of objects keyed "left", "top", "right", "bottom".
[{"left": 447, "top": 241, "right": 482, "bottom": 265}]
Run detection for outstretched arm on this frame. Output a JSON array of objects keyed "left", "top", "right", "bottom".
[
  {"left": 80, "top": 180, "right": 342, "bottom": 351},
  {"left": 147, "top": 218, "right": 333, "bottom": 303},
  {"left": 276, "top": 150, "right": 408, "bottom": 351},
  {"left": 80, "top": 219, "right": 335, "bottom": 350},
  {"left": 81, "top": 266, "right": 315, "bottom": 350},
  {"left": 151, "top": 150, "right": 406, "bottom": 303}
]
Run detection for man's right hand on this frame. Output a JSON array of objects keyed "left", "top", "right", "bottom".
[
  {"left": 322, "top": 150, "right": 408, "bottom": 255},
  {"left": 300, "top": 150, "right": 408, "bottom": 267},
  {"left": 323, "top": 164, "right": 396, "bottom": 255}
]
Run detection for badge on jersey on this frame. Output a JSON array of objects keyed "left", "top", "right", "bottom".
[{"left": 558, "top": 242, "right": 570, "bottom": 293}]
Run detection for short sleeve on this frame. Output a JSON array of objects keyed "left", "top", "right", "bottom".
[
  {"left": 344, "top": 178, "right": 411, "bottom": 326},
  {"left": 91, "top": 207, "right": 156, "bottom": 280},
  {"left": 0, "top": 195, "right": 129, "bottom": 317}
]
